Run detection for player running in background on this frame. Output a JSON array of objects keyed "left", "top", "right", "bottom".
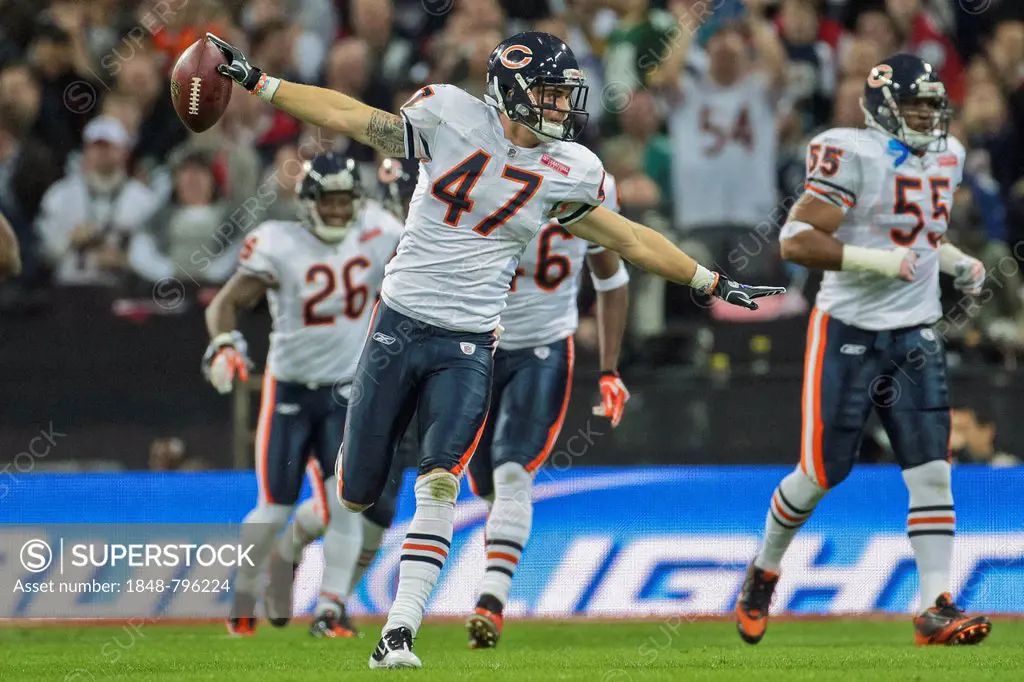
[
  {"left": 210, "top": 30, "right": 784, "bottom": 668},
  {"left": 465, "top": 173, "right": 628, "bottom": 649},
  {"left": 202, "top": 152, "right": 403, "bottom": 637},
  {"left": 735, "top": 54, "right": 991, "bottom": 647}
]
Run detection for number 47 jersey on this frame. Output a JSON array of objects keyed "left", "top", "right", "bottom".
[
  {"left": 382, "top": 84, "right": 609, "bottom": 334},
  {"left": 805, "top": 127, "right": 966, "bottom": 331}
]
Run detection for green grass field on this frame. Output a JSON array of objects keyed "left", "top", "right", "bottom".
[{"left": 2, "top": 619, "right": 1023, "bottom": 682}]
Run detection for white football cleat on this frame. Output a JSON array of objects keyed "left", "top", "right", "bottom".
[{"left": 368, "top": 627, "right": 422, "bottom": 669}]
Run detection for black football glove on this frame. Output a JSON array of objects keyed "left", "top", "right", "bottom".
[
  {"left": 206, "top": 33, "right": 262, "bottom": 91},
  {"left": 711, "top": 274, "right": 786, "bottom": 311}
]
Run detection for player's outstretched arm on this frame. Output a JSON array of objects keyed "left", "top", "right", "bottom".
[
  {"left": 587, "top": 249, "right": 630, "bottom": 426},
  {"left": 568, "top": 206, "right": 785, "bottom": 310},
  {"left": 780, "top": 193, "right": 917, "bottom": 281},
  {"left": 208, "top": 33, "right": 406, "bottom": 157},
  {"left": 202, "top": 272, "right": 265, "bottom": 394}
]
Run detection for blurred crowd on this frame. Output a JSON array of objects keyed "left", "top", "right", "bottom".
[{"left": 1, "top": 0, "right": 1023, "bottom": 363}]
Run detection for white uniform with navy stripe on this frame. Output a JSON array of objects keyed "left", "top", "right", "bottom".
[
  {"left": 340, "top": 83, "right": 609, "bottom": 509},
  {"left": 805, "top": 127, "right": 966, "bottom": 331},
  {"left": 795, "top": 128, "right": 964, "bottom": 490},
  {"left": 499, "top": 173, "right": 620, "bottom": 350},
  {"left": 236, "top": 204, "right": 402, "bottom": 506},
  {"left": 383, "top": 83, "right": 609, "bottom": 334},
  {"left": 239, "top": 202, "right": 404, "bottom": 385}
]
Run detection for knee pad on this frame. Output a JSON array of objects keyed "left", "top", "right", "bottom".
[
  {"left": 493, "top": 462, "right": 532, "bottom": 501},
  {"left": 415, "top": 471, "right": 459, "bottom": 504}
]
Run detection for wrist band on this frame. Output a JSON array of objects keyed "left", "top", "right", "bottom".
[
  {"left": 591, "top": 262, "right": 630, "bottom": 292},
  {"left": 251, "top": 73, "right": 280, "bottom": 102}
]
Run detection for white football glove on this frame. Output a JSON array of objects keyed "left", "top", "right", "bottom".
[
  {"left": 202, "top": 331, "right": 252, "bottom": 394},
  {"left": 953, "top": 257, "right": 985, "bottom": 295}
]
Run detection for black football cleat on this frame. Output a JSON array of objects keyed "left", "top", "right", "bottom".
[
  {"left": 735, "top": 563, "right": 780, "bottom": 645},
  {"left": 368, "top": 627, "right": 421, "bottom": 669},
  {"left": 914, "top": 592, "right": 991, "bottom": 645},
  {"left": 309, "top": 601, "right": 358, "bottom": 639}
]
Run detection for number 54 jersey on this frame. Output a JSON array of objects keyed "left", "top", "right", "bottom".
[
  {"left": 804, "top": 127, "right": 966, "bottom": 331},
  {"left": 382, "top": 84, "right": 608, "bottom": 334},
  {"left": 237, "top": 201, "right": 404, "bottom": 385}
]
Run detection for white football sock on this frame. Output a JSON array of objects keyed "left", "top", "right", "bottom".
[
  {"left": 383, "top": 472, "right": 458, "bottom": 636},
  {"left": 903, "top": 460, "right": 955, "bottom": 609},
  {"left": 477, "top": 463, "right": 532, "bottom": 609},
  {"left": 754, "top": 467, "right": 827, "bottom": 573},
  {"left": 349, "top": 516, "right": 387, "bottom": 593},
  {"left": 235, "top": 503, "right": 292, "bottom": 596},
  {"left": 315, "top": 476, "right": 363, "bottom": 617},
  {"left": 277, "top": 498, "right": 325, "bottom": 564}
]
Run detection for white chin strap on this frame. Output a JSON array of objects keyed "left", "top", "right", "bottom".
[{"left": 304, "top": 198, "right": 357, "bottom": 243}]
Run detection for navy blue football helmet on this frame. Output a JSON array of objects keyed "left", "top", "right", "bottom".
[
  {"left": 861, "top": 53, "right": 950, "bottom": 152},
  {"left": 297, "top": 152, "right": 362, "bottom": 242},
  {"left": 485, "top": 31, "right": 589, "bottom": 142}
]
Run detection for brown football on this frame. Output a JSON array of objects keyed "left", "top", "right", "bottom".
[{"left": 170, "top": 37, "right": 232, "bottom": 133}]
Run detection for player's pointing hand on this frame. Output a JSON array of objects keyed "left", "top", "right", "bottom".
[{"left": 708, "top": 274, "right": 787, "bottom": 311}]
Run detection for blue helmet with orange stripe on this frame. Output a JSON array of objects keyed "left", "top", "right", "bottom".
[
  {"left": 861, "top": 53, "right": 950, "bottom": 152},
  {"left": 485, "top": 31, "right": 589, "bottom": 142},
  {"left": 296, "top": 152, "right": 363, "bottom": 243}
]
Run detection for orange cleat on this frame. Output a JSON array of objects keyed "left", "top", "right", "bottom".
[
  {"left": 309, "top": 601, "right": 358, "bottom": 639},
  {"left": 226, "top": 617, "right": 256, "bottom": 637},
  {"left": 913, "top": 593, "right": 991, "bottom": 646},
  {"left": 735, "top": 563, "right": 780, "bottom": 645},
  {"left": 466, "top": 606, "right": 504, "bottom": 649}
]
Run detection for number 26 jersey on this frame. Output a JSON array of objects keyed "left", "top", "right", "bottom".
[{"left": 382, "top": 84, "right": 608, "bottom": 334}]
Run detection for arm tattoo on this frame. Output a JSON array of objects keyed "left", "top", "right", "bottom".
[{"left": 365, "top": 111, "right": 407, "bottom": 157}]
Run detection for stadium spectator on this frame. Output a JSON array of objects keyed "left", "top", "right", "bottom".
[
  {"left": 112, "top": 51, "right": 189, "bottom": 179},
  {"left": 350, "top": 0, "right": 414, "bottom": 88},
  {"left": 830, "top": 76, "right": 865, "bottom": 128},
  {"left": 34, "top": 116, "right": 160, "bottom": 286},
  {"left": 259, "top": 143, "right": 304, "bottom": 223},
  {"left": 144, "top": 150, "right": 235, "bottom": 285},
  {"left": 250, "top": 19, "right": 300, "bottom": 83},
  {"left": 0, "top": 105, "right": 62, "bottom": 285},
  {"left": 617, "top": 90, "right": 673, "bottom": 207},
  {"left": 662, "top": 10, "right": 786, "bottom": 282},
  {"left": 951, "top": 407, "right": 1021, "bottom": 467},
  {"left": 851, "top": 7, "right": 900, "bottom": 57},
  {"left": 26, "top": 16, "right": 99, "bottom": 161},
  {"left": 839, "top": 36, "right": 883, "bottom": 80},
  {"left": 884, "top": 0, "right": 965, "bottom": 102},
  {"left": 147, "top": 0, "right": 232, "bottom": 74},
  {"left": 603, "top": 0, "right": 678, "bottom": 125},
  {"left": 322, "top": 38, "right": 393, "bottom": 163},
  {"left": 778, "top": 0, "right": 837, "bottom": 135}
]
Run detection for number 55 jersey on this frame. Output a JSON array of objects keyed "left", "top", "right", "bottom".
[
  {"left": 238, "top": 201, "right": 404, "bottom": 385},
  {"left": 805, "top": 127, "right": 966, "bottom": 330}
]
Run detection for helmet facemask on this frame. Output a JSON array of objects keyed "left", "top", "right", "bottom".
[
  {"left": 299, "top": 163, "right": 362, "bottom": 243},
  {"left": 862, "top": 69, "right": 950, "bottom": 152},
  {"left": 489, "top": 71, "right": 589, "bottom": 142}
]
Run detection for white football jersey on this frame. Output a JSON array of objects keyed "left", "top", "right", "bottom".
[
  {"left": 238, "top": 201, "right": 404, "bottom": 384},
  {"left": 499, "top": 174, "right": 620, "bottom": 350},
  {"left": 381, "top": 84, "right": 608, "bottom": 334},
  {"left": 806, "top": 127, "right": 966, "bottom": 330},
  {"left": 668, "top": 71, "right": 778, "bottom": 229}
]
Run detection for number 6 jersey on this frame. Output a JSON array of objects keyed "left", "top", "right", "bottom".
[
  {"left": 383, "top": 84, "right": 608, "bottom": 334},
  {"left": 499, "top": 174, "right": 619, "bottom": 350},
  {"left": 804, "top": 127, "right": 966, "bottom": 331},
  {"left": 237, "top": 201, "right": 404, "bottom": 385}
]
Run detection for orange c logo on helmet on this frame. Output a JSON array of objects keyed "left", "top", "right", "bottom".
[
  {"left": 500, "top": 45, "right": 533, "bottom": 69},
  {"left": 867, "top": 64, "right": 894, "bottom": 88}
]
